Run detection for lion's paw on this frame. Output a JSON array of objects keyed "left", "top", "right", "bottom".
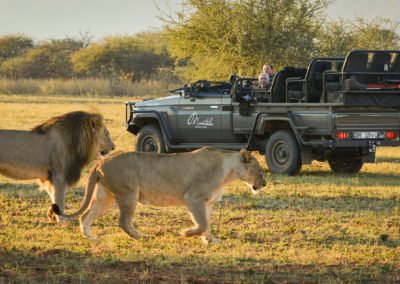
[{"left": 47, "top": 207, "right": 58, "bottom": 222}]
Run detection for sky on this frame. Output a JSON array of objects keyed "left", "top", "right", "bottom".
[{"left": 0, "top": 0, "right": 399, "bottom": 41}]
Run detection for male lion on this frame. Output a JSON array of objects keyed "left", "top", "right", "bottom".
[
  {"left": 53, "top": 147, "right": 266, "bottom": 244},
  {"left": 0, "top": 111, "right": 115, "bottom": 221}
]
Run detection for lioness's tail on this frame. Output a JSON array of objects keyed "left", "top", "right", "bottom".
[{"left": 51, "top": 165, "right": 99, "bottom": 219}]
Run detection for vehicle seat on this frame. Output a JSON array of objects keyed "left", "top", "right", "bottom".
[
  {"left": 287, "top": 60, "right": 332, "bottom": 103},
  {"left": 307, "top": 61, "right": 332, "bottom": 102},
  {"left": 390, "top": 53, "right": 400, "bottom": 72},
  {"left": 367, "top": 52, "right": 391, "bottom": 84},
  {"left": 343, "top": 52, "right": 368, "bottom": 84},
  {"left": 271, "top": 67, "right": 306, "bottom": 102},
  {"left": 389, "top": 53, "right": 400, "bottom": 82},
  {"left": 325, "top": 60, "right": 344, "bottom": 92}
]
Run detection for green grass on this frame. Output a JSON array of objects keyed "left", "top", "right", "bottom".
[{"left": 0, "top": 94, "right": 399, "bottom": 283}]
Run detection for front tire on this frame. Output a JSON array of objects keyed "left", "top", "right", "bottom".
[
  {"left": 136, "top": 125, "right": 166, "bottom": 153},
  {"left": 265, "top": 130, "right": 302, "bottom": 175},
  {"left": 328, "top": 158, "right": 363, "bottom": 174}
]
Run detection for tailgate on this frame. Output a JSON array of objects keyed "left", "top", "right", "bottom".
[
  {"left": 335, "top": 112, "right": 400, "bottom": 130},
  {"left": 333, "top": 111, "right": 400, "bottom": 146}
]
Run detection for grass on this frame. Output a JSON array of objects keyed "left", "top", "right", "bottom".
[
  {"left": 0, "top": 93, "right": 399, "bottom": 283},
  {"left": 0, "top": 78, "right": 180, "bottom": 98}
]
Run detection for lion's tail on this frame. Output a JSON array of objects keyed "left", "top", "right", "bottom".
[{"left": 51, "top": 165, "right": 99, "bottom": 219}]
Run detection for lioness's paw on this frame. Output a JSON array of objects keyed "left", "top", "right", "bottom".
[
  {"left": 136, "top": 233, "right": 150, "bottom": 240},
  {"left": 141, "top": 235, "right": 151, "bottom": 241},
  {"left": 201, "top": 236, "right": 221, "bottom": 245},
  {"left": 85, "top": 235, "right": 99, "bottom": 242},
  {"left": 180, "top": 229, "right": 192, "bottom": 237}
]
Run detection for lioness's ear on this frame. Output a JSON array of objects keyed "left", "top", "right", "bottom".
[{"left": 240, "top": 149, "right": 251, "bottom": 163}]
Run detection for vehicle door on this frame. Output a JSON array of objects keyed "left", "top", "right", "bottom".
[{"left": 176, "top": 93, "right": 223, "bottom": 143}]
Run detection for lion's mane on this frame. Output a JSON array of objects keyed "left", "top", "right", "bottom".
[{"left": 32, "top": 111, "right": 104, "bottom": 186}]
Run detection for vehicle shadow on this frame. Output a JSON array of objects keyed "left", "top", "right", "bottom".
[
  {"left": 376, "top": 156, "right": 400, "bottom": 163},
  {"left": 269, "top": 170, "right": 400, "bottom": 187},
  {"left": 224, "top": 193, "right": 399, "bottom": 214}
]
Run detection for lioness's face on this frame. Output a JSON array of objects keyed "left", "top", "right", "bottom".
[
  {"left": 99, "top": 126, "right": 115, "bottom": 156},
  {"left": 239, "top": 151, "right": 266, "bottom": 194}
]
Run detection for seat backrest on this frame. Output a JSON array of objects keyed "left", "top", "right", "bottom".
[
  {"left": 306, "top": 60, "right": 332, "bottom": 102},
  {"left": 343, "top": 52, "right": 369, "bottom": 84},
  {"left": 366, "top": 52, "right": 391, "bottom": 84},
  {"left": 367, "top": 52, "right": 391, "bottom": 72},
  {"left": 270, "top": 67, "right": 306, "bottom": 102},
  {"left": 336, "top": 60, "right": 344, "bottom": 72},
  {"left": 344, "top": 52, "right": 368, "bottom": 72},
  {"left": 325, "top": 60, "right": 344, "bottom": 82},
  {"left": 390, "top": 53, "right": 400, "bottom": 72}
]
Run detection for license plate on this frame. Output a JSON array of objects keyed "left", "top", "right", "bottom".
[{"left": 352, "top": 131, "right": 384, "bottom": 139}]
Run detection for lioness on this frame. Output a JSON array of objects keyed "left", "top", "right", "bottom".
[
  {"left": 54, "top": 147, "right": 266, "bottom": 243},
  {"left": 0, "top": 111, "right": 115, "bottom": 221}
]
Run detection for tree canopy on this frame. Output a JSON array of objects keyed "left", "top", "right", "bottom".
[
  {"left": 71, "top": 34, "right": 173, "bottom": 82},
  {"left": 163, "top": 0, "right": 400, "bottom": 80},
  {"left": 318, "top": 18, "right": 400, "bottom": 57},
  {"left": 0, "top": 38, "right": 82, "bottom": 79},
  {"left": 0, "top": 1, "right": 399, "bottom": 82},
  {"left": 0, "top": 34, "right": 33, "bottom": 63},
  {"left": 164, "top": 0, "right": 331, "bottom": 80}
]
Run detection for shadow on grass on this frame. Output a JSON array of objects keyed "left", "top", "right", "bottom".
[
  {"left": 225, "top": 194, "right": 399, "bottom": 214},
  {"left": 1, "top": 182, "right": 399, "bottom": 216},
  {"left": 0, "top": 247, "right": 398, "bottom": 283},
  {"left": 376, "top": 157, "right": 400, "bottom": 163},
  {"left": 0, "top": 182, "right": 84, "bottom": 199},
  {"left": 316, "top": 235, "right": 400, "bottom": 248},
  {"left": 275, "top": 171, "right": 400, "bottom": 187}
]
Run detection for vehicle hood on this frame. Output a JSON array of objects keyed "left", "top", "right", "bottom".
[{"left": 135, "top": 95, "right": 181, "bottom": 108}]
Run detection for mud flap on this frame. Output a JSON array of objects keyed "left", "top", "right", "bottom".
[
  {"left": 300, "top": 146, "right": 313, "bottom": 165},
  {"left": 362, "top": 151, "right": 375, "bottom": 163}
]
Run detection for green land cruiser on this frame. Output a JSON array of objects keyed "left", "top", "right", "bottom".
[{"left": 126, "top": 50, "right": 400, "bottom": 175}]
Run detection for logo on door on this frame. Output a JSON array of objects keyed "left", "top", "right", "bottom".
[{"left": 187, "top": 112, "right": 214, "bottom": 128}]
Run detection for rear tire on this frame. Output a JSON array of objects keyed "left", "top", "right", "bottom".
[
  {"left": 136, "top": 125, "right": 166, "bottom": 153},
  {"left": 328, "top": 158, "right": 363, "bottom": 174},
  {"left": 265, "top": 130, "right": 302, "bottom": 175}
]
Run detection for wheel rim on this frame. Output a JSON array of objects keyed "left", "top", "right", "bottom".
[
  {"left": 142, "top": 137, "right": 158, "bottom": 153},
  {"left": 272, "top": 141, "right": 290, "bottom": 167}
]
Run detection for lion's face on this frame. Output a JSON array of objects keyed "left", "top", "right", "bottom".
[
  {"left": 239, "top": 150, "right": 266, "bottom": 194},
  {"left": 98, "top": 126, "right": 115, "bottom": 156}
]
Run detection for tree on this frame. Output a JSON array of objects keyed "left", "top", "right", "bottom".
[
  {"left": 71, "top": 35, "right": 172, "bottom": 82},
  {"left": 162, "top": 0, "right": 331, "bottom": 80},
  {"left": 0, "top": 38, "right": 82, "bottom": 79},
  {"left": 318, "top": 18, "right": 400, "bottom": 57},
  {"left": 0, "top": 34, "right": 33, "bottom": 64}
]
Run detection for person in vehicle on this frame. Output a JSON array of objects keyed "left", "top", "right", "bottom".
[
  {"left": 263, "top": 63, "right": 274, "bottom": 81},
  {"left": 258, "top": 72, "right": 270, "bottom": 88},
  {"left": 345, "top": 75, "right": 367, "bottom": 91}
]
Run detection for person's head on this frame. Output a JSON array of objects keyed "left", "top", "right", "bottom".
[
  {"left": 258, "top": 72, "right": 269, "bottom": 88},
  {"left": 263, "top": 63, "right": 273, "bottom": 76}
]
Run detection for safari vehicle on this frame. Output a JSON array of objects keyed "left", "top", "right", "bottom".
[{"left": 126, "top": 50, "right": 400, "bottom": 175}]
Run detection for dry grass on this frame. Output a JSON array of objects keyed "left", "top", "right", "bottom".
[
  {"left": 0, "top": 94, "right": 399, "bottom": 283},
  {"left": 0, "top": 78, "right": 179, "bottom": 98}
]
